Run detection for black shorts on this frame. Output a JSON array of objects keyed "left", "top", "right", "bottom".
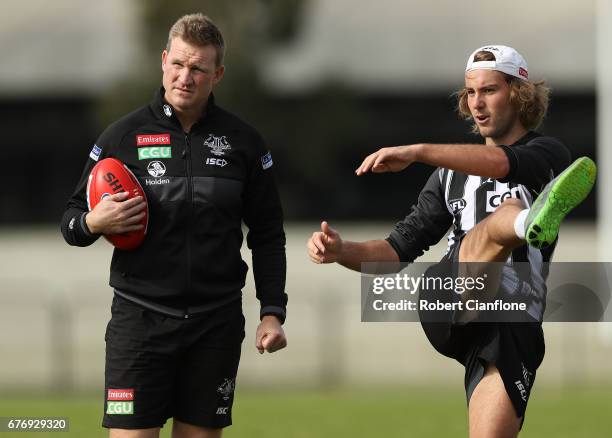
[
  {"left": 419, "top": 242, "right": 545, "bottom": 420},
  {"left": 461, "top": 322, "right": 544, "bottom": 421},
  {"left": 103, "top": 295, "right": 245, "bottom": 430}
]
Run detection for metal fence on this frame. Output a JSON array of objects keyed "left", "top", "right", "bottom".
[{"left": 1, "top": 223, "right": 611, "bottom": 393}]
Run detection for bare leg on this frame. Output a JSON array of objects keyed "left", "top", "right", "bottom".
[
  {"left": 460, "top": 159, "right": 597, "bottom": 436},
  {"left": 469, "top": 364, "right": 521, "bottom": 438},
  {"left": 459, "top": 200, "right": 525, "bottom": 436},
  {"left": 172, "top": 420, "right": 222, "bottom": 438},
  {"left": 459, "top": 198, "right": 525, "bottom": 263},
  {"left": 109, "top": 428, "right": 160, "bottom": 438},
  {"left": 454, "top": 198, "right": 526, "bottom": 313}
]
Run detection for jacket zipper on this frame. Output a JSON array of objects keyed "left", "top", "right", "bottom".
[{"left": 184, "top": 132, "right": 193, "bottom": 319}]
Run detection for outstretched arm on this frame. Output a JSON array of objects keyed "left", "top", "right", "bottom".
[
  {"left": 307, "top": 169, "right": 453, "bottom": 271},
  {"left": 307, "top": 221, "right": 399, "bottom": 272},
  {"left": 355, "top": 143, "right": 509, "bottom": 179}
]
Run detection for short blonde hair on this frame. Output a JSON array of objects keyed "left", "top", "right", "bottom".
[
  {"left": 456, "top": 50, "right": 550, "bottom": 133},
  {"left": 167, "top": 13, "right": 225, "bottom": 66}
]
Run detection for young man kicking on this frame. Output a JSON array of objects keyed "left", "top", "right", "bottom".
[{"left": 307, "top": 45, "right": 596, "bottom": 437}]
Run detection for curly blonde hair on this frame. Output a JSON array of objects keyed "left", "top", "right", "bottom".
[{"left": 456, "top": 50, "right": 550, "bottom": 133}]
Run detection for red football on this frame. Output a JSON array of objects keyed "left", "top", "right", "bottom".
[{"left": 87, "top": 158, "right": 148, "bottom": 250}]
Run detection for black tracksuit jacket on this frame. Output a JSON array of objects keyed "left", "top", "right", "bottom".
[{"left": 61, "top": 88, "right": 287, "bottom": 321}]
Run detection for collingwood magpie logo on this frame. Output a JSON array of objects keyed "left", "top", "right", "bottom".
[
  {"left": 204, "top": 134, "right": 231, "bottom": 156},
  {"left": 217, "top": 378, "right": 235, "bottom": 401},
  {"left": 521, "top": 363, "right": 533, "bottom": 388},
  {"left": 163, "top": 104, "right": 172, "bottom": 117}
]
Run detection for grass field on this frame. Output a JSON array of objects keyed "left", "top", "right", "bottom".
[{"left": 1, "top": 388, "right": 611, "bottom": 437}]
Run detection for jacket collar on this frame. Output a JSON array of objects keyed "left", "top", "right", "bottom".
[{"left": 150, "top": 86, "right": 217, "bottom": 124}]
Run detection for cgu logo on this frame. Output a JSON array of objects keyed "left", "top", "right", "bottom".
[
  {"left": 106, "top": 401, "right": 134, "bottom": 415},
  {"left": 486, "top": 187, "right": 522, "bottom": 212},
  {"left": 449, "top": 198, "right": 467, "bottom": 214},
  {"left": 138, "top": 147, "right": 172, "bottom": 160}
]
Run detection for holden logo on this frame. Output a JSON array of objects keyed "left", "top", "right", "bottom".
[
  {"left": 147, "top": 160, "right": 166, "bottom": 177},
  {"left": 163, "top": 104, "right": 172, "bottom": 117}
]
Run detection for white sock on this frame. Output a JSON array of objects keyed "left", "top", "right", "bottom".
[{"left": 513, "top": 209, "right": 529, "bottom": 240}]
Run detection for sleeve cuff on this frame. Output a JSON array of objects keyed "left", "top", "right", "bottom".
[
  {"left": 80, "top": 212, "right": 96, "bottom": 237},
  {"left": 385, "top": 235, "right": 404, "bottom": 261},
  {"left": 260, "top": 305, "right": 286, "bottom": 324},
  {"left": 496, "top": 145, "right": 518, "bottom": 183}
]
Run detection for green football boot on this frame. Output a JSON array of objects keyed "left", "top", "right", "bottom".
[{"left": 525, "top": 157, "right": 596, "bottom": 249}]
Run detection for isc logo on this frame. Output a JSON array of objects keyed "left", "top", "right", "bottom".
[
  {"left": 216, "top": 407, "right": 229, "bottom": 415},
  {"left": 206, "top": 158, "right": 228, "bottom": 167},
  {"left": 514, "top": 380, "right": 528, "bottom": 402}
]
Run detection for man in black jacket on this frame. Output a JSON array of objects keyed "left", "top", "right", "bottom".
[
  {"left": 61, "top": 13, "right": 287, "bottom": 438},
  {"left": 308, "top": 45, "right": 595, "bottom": 437}
]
